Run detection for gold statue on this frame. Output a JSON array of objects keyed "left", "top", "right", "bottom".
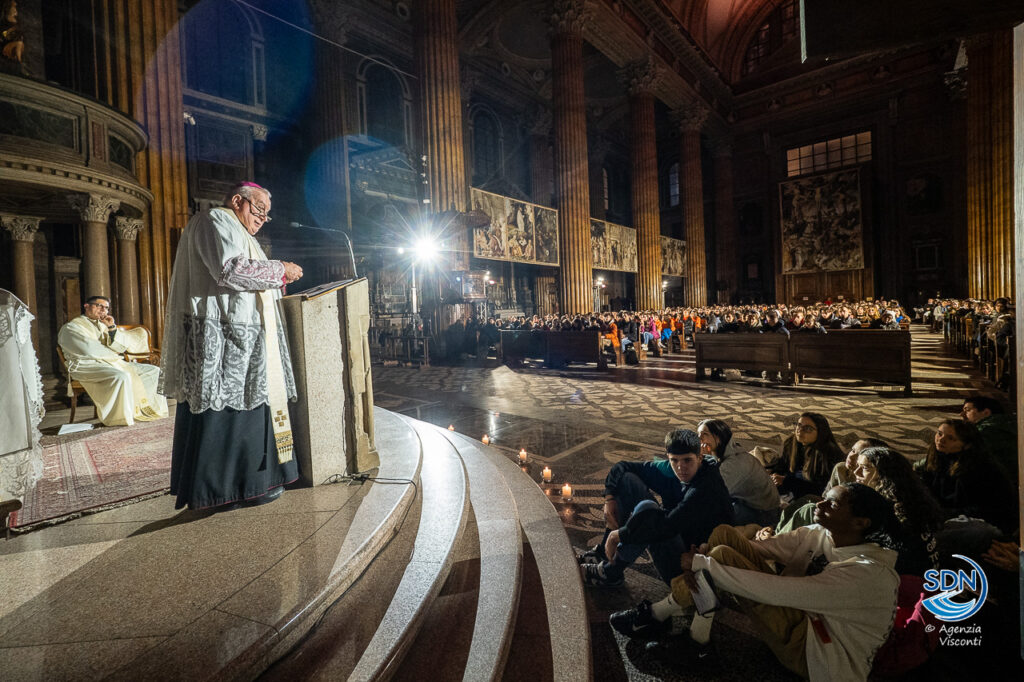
[{"left": 1, "top": 0, "right": 25, "bottom": 67}]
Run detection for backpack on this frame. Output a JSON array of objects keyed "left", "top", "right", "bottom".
[
  {"left": 624, "top": 346, "right": 640, "bottom": 365},
  {"left": 870, "top": 574, "right": 940, "bottom": 678}
]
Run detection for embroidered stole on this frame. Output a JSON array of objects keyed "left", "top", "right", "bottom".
[{"left": 234, "top": 218, "right": 294, "bottom": 464}]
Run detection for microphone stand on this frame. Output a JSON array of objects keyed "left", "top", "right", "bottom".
[{"left": 289, "top": 222, "right": 357, "bottom": 279}]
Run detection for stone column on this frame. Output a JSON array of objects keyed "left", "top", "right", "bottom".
[
  {"left": 623, "top": 58, "right": 662, "bottom": 310},
  {"left": 966, "top": 31, "right": 1015, "bottom": 299},
  {"left": 2, "top": 215, "right": 43, "bottom": 316},
  {"left": 69, "top": 194, "right": 119, "bottom": 299},
  {"left": 110, "top": 0, "right": 190, "bottom": 344},
  {"left": 114, "top": 217, "right": 143, "bottom": 324},
  {"left": 311, "top": 6, "right": 352, "bottom": 231},
  {"left": 414, "top": 0, "right": 469, "bottom": 270},
  {"left": 710, "top": 137, "right": 737, "bottom": 304},
  {"left": 550, "top": 0, "right": 594, "bottom": 314},
  {"left": 675, "top": 102, "right": 710, "bottom": 306}
]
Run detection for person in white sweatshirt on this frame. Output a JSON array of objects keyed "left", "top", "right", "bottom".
[{"left": 610, "top": 482, "right": 899, "bottom": 681}]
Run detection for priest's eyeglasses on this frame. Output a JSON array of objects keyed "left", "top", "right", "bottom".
[{"left": 243, "top": 197, "right": 273, "bottom": 222}]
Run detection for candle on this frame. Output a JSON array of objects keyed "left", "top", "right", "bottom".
[
  {"left": 482, "top": 434, "right": 490, "bottom": 444},
  {"left": 561, "top": 483, "right": 572, "bottom": 498},
  {"left": 448, "top": 424, "right": 455, "bottom": 431},
  {"left": 518, "top": 448, "right": 528, "bottom": 463},
  {"left": 541, "top": 466, "right": 552, "bottom": 483}
]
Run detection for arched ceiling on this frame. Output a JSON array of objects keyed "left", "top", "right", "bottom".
[{"left": 459, "top": 0, "right": 785, "bottom": 91}]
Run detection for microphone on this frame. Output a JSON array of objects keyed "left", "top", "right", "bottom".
[{"left": 289, "top": 222, "right": 357, "bottom": 279}]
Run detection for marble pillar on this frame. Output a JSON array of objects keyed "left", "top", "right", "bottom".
[
  {"left": 414, "top": 0, "right": 469, "bottom": 271},
  {"left": 110, "top": 0, "right": 189, "bottom": 343},
  {"left": 69, "top": 194, "right": 119, "bottom": 300},
  {"left": 967, "top": 31, "right": 1015, "bottom": 299},
  {"left": 311, "top": 7, "right": 352, "bottom": 232},
  {"left": 550, "top": 0, "right": 594, "bottom": 314},
  {"left": 711, "top": 138, "right": 737, "bottom": 304},
  {"left": 624, "top": 59, "right": 662, "bottom": 311},
  {"left": 114, "top": 217, "right": 142, "bottom": 324},
  {"left": 675, "top": 102, "right": 710, "bottom": 306},
  {"left": 1, "top": 215, "right": 43, "bottom": 318}
]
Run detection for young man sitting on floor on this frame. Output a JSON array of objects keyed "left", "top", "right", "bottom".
[
  {"left": 579, "top": 428, "right": 734, "bottom": 588},
  {"left": 611, "top": 483, "right": 900, "bottom": 682}
]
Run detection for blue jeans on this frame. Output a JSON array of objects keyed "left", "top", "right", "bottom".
[
  {"left": 605, "top": 473, "right": 685, "bottom": 585},
  {"left": 640, "top": 331, "right": 654, "bottom": 345}
]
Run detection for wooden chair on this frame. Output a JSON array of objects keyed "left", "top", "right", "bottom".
[
  {"left": 55, "top": 345, "right": 95, "bottom": 424},
  {"left": 116, "top": 324, "right": 161, "bottom": 365}
]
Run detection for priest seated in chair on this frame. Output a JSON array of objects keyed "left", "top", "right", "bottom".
[{"left": 57, "top": 295, "right": 168, "bottom": 426}]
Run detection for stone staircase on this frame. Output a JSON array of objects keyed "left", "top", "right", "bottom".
[{"left": 258, "top": 411, "right": 591, "bottom": 682}]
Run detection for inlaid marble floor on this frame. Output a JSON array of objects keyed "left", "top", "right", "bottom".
[{"left": 372, "top": 326, "right": 1019, "bottom": 681}]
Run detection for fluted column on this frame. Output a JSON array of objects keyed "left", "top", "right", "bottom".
[
  {"left": 69, "top": 194, "right": 119, "bottom": 299},
  {"left": 109, "top": 0, "right": 189, "bottom": 344},
  {"left": 675, "top": 102, "right": 710, "bottom": 306},
  {"left": 967, "top": 31, "right": 1015, "bottom": 299},
  {"left": 2, "top": 215, "right": 43, "bottom": 317},
  {"left": 414, "top": 0, "right": 469, "bottom": 270},
  {"left": 114, "top": 217, "right": 143, "bottom": 324},
  {"left": 550, "top": 0, "right": 594, "bottom": 314},
  {"left": 711, "top": 137, "right": 737, "bottom": 304},
  {"left": 623, "top": 59, "right": 662, "bottom": 310}
]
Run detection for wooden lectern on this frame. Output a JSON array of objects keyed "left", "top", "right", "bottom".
[{"left": 280, "top": 278, "right": 377, "bottom": 485}]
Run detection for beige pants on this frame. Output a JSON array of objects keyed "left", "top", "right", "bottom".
[{"left": 671, "top": 524, "right": 810, "bottom": 679}]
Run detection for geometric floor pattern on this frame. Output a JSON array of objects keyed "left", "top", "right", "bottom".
[{"left": 372, "top": 325, "right": 1017, "bottom": 681}]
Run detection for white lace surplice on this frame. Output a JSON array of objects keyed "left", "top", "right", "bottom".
[{"left": 0, "top": 290, "right": 45, "bottom": 500}]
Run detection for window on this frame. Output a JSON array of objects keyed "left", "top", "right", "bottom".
[
  {"left": 472, "top": 112, "right": 501, "bottom": 184},
  {"left": 786, "top": 131, "right": 872, "bottom": 177},
  {"left": 742, "top": 0, "right": 799, "bottom": 76},
  {"left": 183, "top": 1, "right": 254, "bottom": 104},
  {"left": 667, "top": 162, "right": 679, "bottom": 207}
]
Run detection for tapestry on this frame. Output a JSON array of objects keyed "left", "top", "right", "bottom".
[
  {"left": 661, "top": 236, "right": 686, "bottom": 276},
  {"left": 590, "top": 219, "right": 638, "bottom": 272},
  {"left": 10, "top": 417, "right": 175, "bottom": 528},
  {"left": 779, "top": 168, "right": 864, "bottom": 273},
  {"left": 470, "top": 188, "right": 559, "bottom": 266}
]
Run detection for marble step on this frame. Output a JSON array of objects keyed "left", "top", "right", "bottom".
[
  {"left": 348, "top": 417, "right": 469, "bottom": 681},
  {"left": 461, "top": 434, "right": 593, "bottom": 682}
]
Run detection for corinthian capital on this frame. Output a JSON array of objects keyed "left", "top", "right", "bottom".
[
  {"left": 1, "top": 215, "right": 44, "bottom": 242},
  {"left": 673, "top": 101, "right": 710, "bottom": 133},
  {"left": 114, "top": 216, "right": 143, "bottom": 241},
  {"left": 620, "top": 57, "right": 661, "bottom": 96},
  {"left": 68, "top": 193, "right": 119, "bottom": 223},
  {"left": 549, "top": 0, "right": 590, "bottom": 37}
]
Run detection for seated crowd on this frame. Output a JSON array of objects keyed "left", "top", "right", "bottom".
[
  {"left": 578, "top": 402, "right": 1019, "bottom": 680},
  {"left": 925, "top": 296, "right": 1016, "bottom": 391},
  {"left": 443, "top": 297, "right": 915, "bottom": 362}
]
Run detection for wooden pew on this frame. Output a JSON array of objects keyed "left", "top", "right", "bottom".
[
  {"left": 693, "top": 333, "right": 790, "bottom": 381},
  {"left": 500, "top": 330, "right": 608, "bottom": 370},
  {"left": 790, "top": 330, "right": 912, "bottom": 395}
]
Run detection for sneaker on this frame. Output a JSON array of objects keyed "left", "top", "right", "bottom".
[
  {"left": 576, "top": 543, "right": 606, "bottom": 565},
  {"left": 580, "top": 562, "right": 624, "bottom": 588},
  {"left": 610, "top": 600, "right": 670, "bottom": 640},
  {"left": 644, "top": 635, "right": 717, "bottom": 669}
]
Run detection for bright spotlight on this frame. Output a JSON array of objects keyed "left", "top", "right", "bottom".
[
  {"left": 397, "top": 247, "right": 405, "bottom": 255},
  {"left": 414, "top": 237, "right": 438, "bottom": 261}
]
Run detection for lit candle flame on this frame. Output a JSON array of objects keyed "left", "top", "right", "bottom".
[{"left": 482, "top": 434, "right": 490, "bottom": 444}]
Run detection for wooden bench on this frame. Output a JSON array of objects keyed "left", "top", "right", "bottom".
[
  {"left": 790, "top": 330, "right": 912, "bottom": 395},
  {"left": 693, "top": 332, "right": 790, "bottom": 381},
  {"left": 694, "top": 330, "right": 912, "bottom": 394},
  {"left": 499, "top": 330, "right": 608, "bottom": 369}
]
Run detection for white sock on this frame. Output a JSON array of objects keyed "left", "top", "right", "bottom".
[
  {"left": 650, "top": 594, "right": 684, "bottom": 622},
  {"left": 689, "top": 612, "right": 715, "bottom": 644}
]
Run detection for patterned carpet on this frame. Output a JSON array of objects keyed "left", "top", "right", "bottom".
[
  {"left": 371, "top": 325, "right": 1017, "bottom": 681},
  {"left": 11, "top": 417, "right": 175, "bottom": 528}
]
